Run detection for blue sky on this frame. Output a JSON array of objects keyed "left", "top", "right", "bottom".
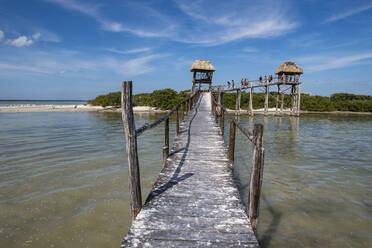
[{"left": 0, "top": 0, "right": 372, "bottom": 99}]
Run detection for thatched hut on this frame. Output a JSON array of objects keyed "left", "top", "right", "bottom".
[
  {"left": 275, "top": 62, "right": 303, "bottom": 83},
  {"left": 190, "top": 60, "right": 216, "bottom": 91}
]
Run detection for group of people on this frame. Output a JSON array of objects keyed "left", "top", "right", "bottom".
[
  {"left": 258, "top": 75, "right": 273, "bottom": 85},
  {"left": 227, "top": 78, "right": 250, "bottom": 89},
  {"left": 226, "top": 74, "right": 300, "bottom": 89}
]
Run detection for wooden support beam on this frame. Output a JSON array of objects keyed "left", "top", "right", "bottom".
[
  {"left": 248, "top": 124, "right": 265, "bottom": 232},
  {"left": 121, "top": 81, "right": 142, "bottom": 220},
  {"left": 236, "top": 89, "right": 241, "bottom": 114},
  {"left": 297, "top": 84, "right": 301, "bottom": 116},
  {"left": 219, "top": 91, "right": 225, "bottom": 136},
  {"left": 275, "top": 85, "right": 279, "bottom": 115},
  {"left": 176, "top": 108, "right": 179, "bottom": 135},
  {"left": 163, "top": 118, "right": 169, "bottom": 167},
  {"left": 264, "top": 85, "right": 269, "bottom": 116},
  {"left": 181, "top": 104, "right": 184, "bottom": 121},
  {"left": 249, "top": 84, "right": 253, "bottom": 116},
  {"left": 228, "top": 120, "right": 236, "bottom": 163},
  {"left": 280, "top": 83, "right": 285, "bottom": 115}
]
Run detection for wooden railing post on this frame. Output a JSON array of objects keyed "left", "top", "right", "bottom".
[
  {"left": 220, "top": 92, "right": 225, "bottom": 136},
  {"left": 264, "top": 85, "right": 269, "bottom": 116},
  {"left": 176, "top": 107, "right": 179, "bottom": 135},
  {"left": 248, "top": 124, "right": 265, "bottom": 232},
  {"left": 181, "top": 103, "right": 184, "bottom": 120},
  {"left": 163, "top": 118, "right": 169, "bottom": 167},
  {"left": 249, "top": 84, "right": 254, "bottom": 116},
  {"left": 121, "top": 81, "right": 142, "bottom": 220},
  {"left": 228, "top": 120, "right": 236, "bottom": 162}
]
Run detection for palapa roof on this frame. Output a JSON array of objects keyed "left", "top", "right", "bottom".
[
  {"left": 275, "top": 61, "right": 303, "bottom": 75},
  {"left": 190, "top": 60, "right": 216, "bottom": 72}
]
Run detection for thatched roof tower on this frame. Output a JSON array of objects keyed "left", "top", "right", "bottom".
[
  {"left": 190, "top": 60, "right": 216, "bottom": 72},
  {"left": 190, "top": 60, "right": 215, "bottom": 91},
  {"left": 275, "top": 62, "right": 303, "bottom": 75}
]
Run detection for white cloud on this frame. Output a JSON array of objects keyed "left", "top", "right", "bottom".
[
  {"left": 324, "top": 2, "right": 372, "bottom": 23},
  {"left": 44, "top": 0, "right": 298, "bottom": 46},
  {"left": 296, "top": 52, "right": 372, "bottom": 72},
  {"left": 119, "top": 54, "right": 167, "bottom": 76},
  {"left": 0, "top": 30, "right": 4, "bottom": 41},
  {"left": 32, "top": 33, "right": 41, "bottom": 40},
  {"left": 106, "top": 47, "right": 151, "bottom": 55},
  {"left": 9, "top": 36, "right": 34, "bottom": 47}
]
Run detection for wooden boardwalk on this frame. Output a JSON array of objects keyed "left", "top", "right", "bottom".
[{"left": 121, "top": 92, "right": 259, "bottom": 247}]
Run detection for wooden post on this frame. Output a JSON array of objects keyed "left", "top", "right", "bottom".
[
  {"left": 176, "top": 107, "right": 179, "bottom": 135},
  {"left": 280, "top": 83, "right": 285, "bottom": 115},
  {"left": 290, "top": 85, "right": 295, "bottom": 115},
  {"left": 220, "top": 92, "right": 225, "bottom": 136},
  {"left": 221, "top": 108, "right": 225, "bottom": 136},
  {"left": 264, "top": 85, "right": 269, "bottom": 116},
  {"left": 275, "top": 85, "right": 279, "bottom": 115},
  {"left": 236, "top": 89, "right": 241, "bottom": 114},
  {"left": 297, "top": 83, "right": 301, "bottom": 116},
  {"left": 121, "top": 81, "right": 142, "bottom": 220},
  {"left": 249, "top": 84, "right": 253, "bottom": 116},
  {"left": 163, "top": 118, "right": 169, "bottom": 167},
  {"left": 228, "top": 120, "right": 236, "bottom": 162},
  {"left": 181, "top": 103, "right": 184, "bottom": 120},
  {"left": 248, "top": 124, "right": 265, "bottom": 232}
]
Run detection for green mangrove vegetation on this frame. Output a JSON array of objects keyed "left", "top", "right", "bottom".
[
  {"left": 88, "top": 89, "right": 189, "bottom": 110},
  {"left": 88, "top": 90, "right": 372, "bottom": 112}
]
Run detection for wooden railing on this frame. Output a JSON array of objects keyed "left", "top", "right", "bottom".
[
  {"left": 210, "top": 90, "right": 265, "bottom": 232},
  {"left": 121, "top": 81, "right": 200, "bottom": 220}
]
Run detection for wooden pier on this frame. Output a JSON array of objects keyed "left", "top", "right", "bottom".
[{"left": 121, "top": 81, "right": 264, "bottom": 247}]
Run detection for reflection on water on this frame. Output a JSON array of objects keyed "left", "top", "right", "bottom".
[
  {"left": 0, "top": 112, "right": 372, "bottom": 247},
  {"left": 230, "top": 114, "right": 372, "bottom": 248}
]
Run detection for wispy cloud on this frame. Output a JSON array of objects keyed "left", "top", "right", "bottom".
[
  {"left": 0, "top": 30, "right": 4, "bottom": 41},
  {"left": 173, "top": 0, "right": 298, "bottom": 46},
  {"left": 44, "top": 0, "right": 298, "bottom": 46},
  {"left": 242, "top": 47, "right": 258, "bottom": 53},
  {"left": 106, "top": 47, "right": 151, "bottom": 55},
  {"left": 324, "top": 2, "right": 372, "bottom": 23},
  {"left": 296, "top": 52, "right": 372, "bottom": 72},
  {"left": 0, "top": 47, "right": 166, "bottom": 78}
]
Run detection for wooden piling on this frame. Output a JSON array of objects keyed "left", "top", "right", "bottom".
[
  {"left": 236, "top": 89, "right": 241, "bottom": 114},
  {"left": 121, "top": 81, "right": 142, "bottom": 220},
  {"left": 280, "top": 83, "right": 285, "bottom": 114},
  {"left": 275, "top": 85, "right": 279, "bottom": 115},
  {"left": 248, "top": 124, "right": 265, "bottom": 232},
  {"left": 176, "top": 108, "right": 179, "bottom": 135},
  {"left": 264, "top": 85, "right": 269, "bottom": 116},
  {"left": 220, "top": 92, "right": 225, "bottom": 136},
  {"left": 228, "top": 120, "right": 236, "bottom": 162},
  {"left": 181, "top": 104, "right": 184, "bottom": 120},
  {"left": 297, "top": 84, "right": 301, "bottom": 116},
  {"left": 163, "top": 118, "right": 169, "bottom": 167},
  {"left": 249, "top": 84, "right": 253, "bottom": 116}
]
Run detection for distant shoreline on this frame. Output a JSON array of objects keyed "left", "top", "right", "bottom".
[{"left": 1, "top": 105, "right": 371, "bottom": 115}]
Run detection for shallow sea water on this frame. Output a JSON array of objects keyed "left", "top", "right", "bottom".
[{"left": 0, "top": 112, "right": 371, "bottom": 247}]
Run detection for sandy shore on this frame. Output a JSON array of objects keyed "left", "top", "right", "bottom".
[
  {"left": 1, "top": 105, "right": 371, "bottom": 115},
  {"left": 0, "top": 104, "right": 168, "bottom": 113}
]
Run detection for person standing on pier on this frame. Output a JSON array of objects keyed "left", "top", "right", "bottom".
[
  {"left": 232, "top": 80, "right": 235, "bottom": 89},
  {"left": 259, "top": 76, "right": 263, "bottom": 85},
  {"left": 244, "top": 78, "right": 248, "bottom": 87},
  {"left": 227, "top": 81, "right": 231, "bottom": 89},
  {"left": 268, "top": 75, "right": 272, "bottom": 83},
  {"left": 264, "top": 76, "right": 267, "bottom": 84}
]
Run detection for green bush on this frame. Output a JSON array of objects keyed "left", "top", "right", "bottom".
[{"left": 88, "top": 89, "right": 189, "bottom": 110}]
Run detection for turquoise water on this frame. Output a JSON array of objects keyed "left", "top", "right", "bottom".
[{"left": 0, "top": 112, "right": 371, "bottom": 247}]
